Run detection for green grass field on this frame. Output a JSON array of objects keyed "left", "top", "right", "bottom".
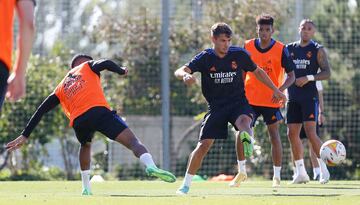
[{"left": 0, "top": 180, "right": 359, "bottom": 205}]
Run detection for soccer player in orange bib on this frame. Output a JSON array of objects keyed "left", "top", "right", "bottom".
[
  {"left": 0, "top": 0, "right": 35, "bottom": 105},
  {"left": 6, "top": 54, "right": 176, "bottom": 195},
  {"left": 229, "top": 14, "right": 295, "bottom": 188}
]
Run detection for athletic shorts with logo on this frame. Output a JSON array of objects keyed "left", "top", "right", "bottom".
[
  {"left": 286, "top": 97, "right": 319, "bottom": 124},
  {"left": 199, "top": 101, "right": 254, "bottom": 140},
  {"left": 250, "top": 105, "right": 283, "bottom": 127},
  {"left": 73, "top": 106, "right": 128, "bottom": 145}
]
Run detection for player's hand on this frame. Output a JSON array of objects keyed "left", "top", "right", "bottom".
[
  {"left": 6, "top": 73, "right": 26, "bottom": 101},
  {"left": 183, "top": 73, "right": 196, "bottom": 86},
  {"left": 5, "top": 135, "right": 28, "bottom": 152},
  {"left": 122, "top": 67, "right": 128, "bottom": 76},
  {"left": 318, "top": 113, "right": 326, "bottom": 126},
  {"left": 272, "top": 89, "right": 287, "bottom": 106},
  {"left": 295, "top": 76, "right": 309, "bottom": 87}
]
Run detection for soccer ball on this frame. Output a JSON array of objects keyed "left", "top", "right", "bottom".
[{"left": 320, "top": 140, "right": 346, "bottom": 166}]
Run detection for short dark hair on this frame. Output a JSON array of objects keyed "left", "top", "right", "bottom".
[
  {"left": 300, "top": 19, "right": 316, "bottom": 27},
  {"left": 70, "top": 54, "right": 93, "bottom": 68},
  {"left": 256, "top": 14, "right": 274, "bottom": 26},
  {"left": 211, "top": 22, "right": 232, "bottom": 38}
]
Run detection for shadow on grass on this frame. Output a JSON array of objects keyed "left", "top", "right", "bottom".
[
  {"left": 109, "top": 194, "right": 176, "bottom": 197},
  {"left": 285, "top": 186, "right": 360, "bottom": 190},
  {"left": 108, "top": 193, "right": 342, "bottom": 197},
  {"left": 270, "top": 194, "right": 341, "bottom": 197}
]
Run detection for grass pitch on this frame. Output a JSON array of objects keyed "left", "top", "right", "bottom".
[{"left": 0, "top": 180, "right": 359, "bottom": 205}]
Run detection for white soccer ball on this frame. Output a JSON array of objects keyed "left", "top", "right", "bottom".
[{"left": 320, "top": 140, "right": 346, "bottom": 166}]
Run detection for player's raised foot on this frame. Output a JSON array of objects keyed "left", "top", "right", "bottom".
[
  {"left": 313, "top": 173, "right": 320, "bottom": 181},
  {"left": 81, "top": 188, "right": 93, "bottom": 196},
  {"left": 229, "top": 172, "right": 247, "bottom": 187},
  {"left": 319, "top": 170, "right": 330, "bottom": 184},
  {"left": 272, "top": 177, "right": 281, "bottom": 188},
  {"left": 240, "top": 132, "right": 253, "bottom": 157},
  {"left": 290, "top": 174, "right": 310, "bottom": 184},
  {"left": 176, "top": 185, "right": 190, "bottom": 195},
  {"left": 145, "top": 165, "right": 176, "bottom": 183}
]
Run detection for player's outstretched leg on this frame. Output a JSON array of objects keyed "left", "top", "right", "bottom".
[
  {"left": 79, "top": 143, "right": 93, "bottom": 195},
  {"left": 114, "top": 128, "right": 176, "bottom": 183},
  {"left": 177, "top": 139, "right": 214, "bottom": 195}
]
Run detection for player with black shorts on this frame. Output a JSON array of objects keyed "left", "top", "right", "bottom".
[
  {"left": 296, "top": 81, "right": 324, "bottom": 180},
  {"left": 286, "top": 19, "right": 332, "bottom": 184},
  {"left": 231, "top": 14, "right": 295, "bottom": 188},
  {"left": 6, "top": 54, "right": 176, "bottom": 195},
  {"left": 174, "top": 22, "right": 286, "bottom": 195}
]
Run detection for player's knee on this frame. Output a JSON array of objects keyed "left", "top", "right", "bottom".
[
  {"left": 268, "top": 126, "right": 279, "bottom": 138},
  {"left": 303, "top": 127, "right": 317, "bottom": 139}
]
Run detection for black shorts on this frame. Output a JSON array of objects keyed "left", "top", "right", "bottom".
[
  {"left": 299, "top": 123, "right": 320, "bottom": 139},
  {"left": 0, "top": 61, "right": 9, "bottom": 111},
  {"left": 73, "top": 106, "right": 128, "bottom": 145},
  {"left": 199, "top": 102, "right": 254, "bottom": 140},
  {"left": 250, "top": 105, "right": 283, "bottom": 127},
  {"left": 286, "top": 98, "right": 319, "bottom": 124}
]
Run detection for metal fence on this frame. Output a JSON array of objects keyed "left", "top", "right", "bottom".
[{"left": 2, "top": 0, "right": 359, "bottom": 180}]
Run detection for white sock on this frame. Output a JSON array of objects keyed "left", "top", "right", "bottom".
[
  {"left": 237, "top": 160, "right": 246, "bottom": 173},
  {"left": 81, "top": 170, "right": 91, "bottom": 191},
  {"left": 292, "top": 166, "right": 297, "bottom": 177},
  {"left": 317, "top": 158, "right": 328, "bottom": 175},
  {"left": 295, "top": 159, "right": 307, "bottom": 176},
  {"left": 273, "top": 166, "right": 281, "bottom": 179},
  {"left": 139, "top": 153, "right": 156, "bottom": 168},
  {"left": 313, "top": 167, "right": 320, "bottom": 177},
  {"left": 182, "top": 173, "right": 194, "bottom": 187}
]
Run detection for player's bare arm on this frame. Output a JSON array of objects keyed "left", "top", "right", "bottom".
[
  {"left": 5, "top": 93, "right": 60, "bottom": 152},
  {"left": 295, "top": 48, "right": 331, "bottom": 87},
  {"left": 6, "top": 0, "right": 35, "bottom": 101},
  {"left": 316, "top": 47, "right": 331, "bottom": 80},
  {"left": 253, "top": 67, "right": 287, "bottom": 104},
  {"left": 279, "top": 71, "right": 295, "bottom": 92},
  {"left": 174, "top": 66, "right": 196, "bottom": 86}
]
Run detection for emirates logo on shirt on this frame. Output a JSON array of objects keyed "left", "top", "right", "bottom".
[
  {"left": 231, "top": 61, "right": 238, "bottom": 70},
  {"left": 210, "top": 71, "right": 237, "bottom": 84}
]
